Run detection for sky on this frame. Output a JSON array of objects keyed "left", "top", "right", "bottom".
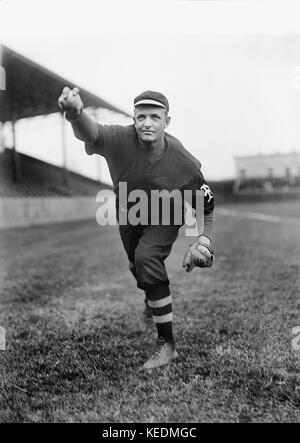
[{"left": 1, "top": 0, "right": 300, "bottom": 183}]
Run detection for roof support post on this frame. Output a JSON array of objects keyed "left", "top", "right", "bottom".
[
  {"left": 12, "top": 118, "right": 22, "bottom": 182},
  {"left": 61, "top": 113, "right": 69, "bottom": 187},
  {"left": 92, "top": 109, "right": 101, "bottom": 183}
]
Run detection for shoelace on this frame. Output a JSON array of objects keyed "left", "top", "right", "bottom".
[{"left": 150, "top": 337, "right": 167, "bottom": 360}]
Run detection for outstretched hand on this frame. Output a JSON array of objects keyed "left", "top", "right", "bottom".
[{"left": 58, "top": 86, "right": 83, "bottom": 116}]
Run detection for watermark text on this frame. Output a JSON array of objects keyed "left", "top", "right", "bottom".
[
  {"left": 95, "top": 182, "right": 212, "bottom": 237},
  {"left": 0, "top": 326, "right": 6, "bottom": 350},
  {"left": 0, "top": 66, "right": 6, "bottom": 91}
]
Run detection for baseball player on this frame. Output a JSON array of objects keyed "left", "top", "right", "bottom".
[{"left": 58, "top": 88, "right": 215, "bottom": 370}]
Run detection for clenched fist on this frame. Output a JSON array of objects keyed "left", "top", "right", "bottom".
[{"left": 58, "top": 86, "right": 83, "bottom": 119}]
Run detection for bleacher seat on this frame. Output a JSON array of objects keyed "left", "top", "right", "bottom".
[
  {"left": 0, "top": 149, "right": 108, "bottom": 198},
  {"left": 236, "top": 177, "right": 300, "bottom": 193}
]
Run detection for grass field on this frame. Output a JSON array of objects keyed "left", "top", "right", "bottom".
[{"left": 0, "top": 200, "right": 299, "bottom": 423}]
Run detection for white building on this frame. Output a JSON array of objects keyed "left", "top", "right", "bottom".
[
  {"left": 234, "top": 153, "right": 300, "bottom": 180},
  {"left": 234, "top": 153, "right": 300, "bottom": 192}
]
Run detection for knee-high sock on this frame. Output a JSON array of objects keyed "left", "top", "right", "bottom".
[{"left": 146, "top": 285, "right": 174, "bottom": 345}]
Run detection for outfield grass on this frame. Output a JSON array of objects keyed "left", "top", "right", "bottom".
[{"left": 0, "top": 201, "right": 299, "bottom": 423}]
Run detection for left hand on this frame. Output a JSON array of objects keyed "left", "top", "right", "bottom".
[{"left": 182, "top": 237, "right": 214, "bottom": 272}]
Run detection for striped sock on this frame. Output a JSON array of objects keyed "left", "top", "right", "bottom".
[{"left": 146, "top": 285, "right": 174, "bottom": 345}]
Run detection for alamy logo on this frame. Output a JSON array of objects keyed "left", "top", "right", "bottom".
[
  {"left": 0, "top": 326, "right": 6, "bottom": 350},
  {"left": 292, "top": 327, "right": 300, "bottom": 351},
  {"left": 292, "top": 67, "right": 300, "bottom": 91},
  {"left": 0, "top": 66, "right": 6, "bottom": 91},
  {"left": 96, "top": 182, "right": 206, "bottom": 236}
]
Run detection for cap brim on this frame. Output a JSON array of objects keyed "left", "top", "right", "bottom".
[{"left": 134, "top": 99, "right": 167, "bottom": 109}]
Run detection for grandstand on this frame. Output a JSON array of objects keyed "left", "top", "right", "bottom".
[
  {"left": 0, "top": 148, "right": 107, "bottom": 198},
  {"left": 0, "top": 44, "right": 128, "bottom": 228}
]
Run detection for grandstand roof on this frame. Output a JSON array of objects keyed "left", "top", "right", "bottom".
[{"left": 0, "top": 44, "right": 131, "bottom": 123}]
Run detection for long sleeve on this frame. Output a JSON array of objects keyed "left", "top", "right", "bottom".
[{"left": 201, "top": 208, "right": 215, "bottom": 240}]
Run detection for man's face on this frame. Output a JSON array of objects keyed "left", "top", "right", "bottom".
[{"left": 134, "top": 105, "right": 170, "bottom": 144}]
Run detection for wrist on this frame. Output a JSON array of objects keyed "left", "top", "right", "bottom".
[
  {"left": 198, "top": 235, "right": 211, "bottom": 246},
  {"left": 65, "top": 107, "right": 82, "bottom": 121}
]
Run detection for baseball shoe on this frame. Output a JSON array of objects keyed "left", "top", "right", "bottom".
[
  {"left": 142, "top": 337, "right": 179, "bottom": 370},
  {"left": 143, "top": 298, "right": 153, "bottom": 319}
]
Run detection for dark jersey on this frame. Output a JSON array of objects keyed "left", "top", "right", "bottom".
[{"left": 85, "top": 124, "right": 214, "bottom": 223}]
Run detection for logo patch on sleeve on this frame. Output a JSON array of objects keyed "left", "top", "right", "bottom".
[{"left": 201, "top": 184, "right": 214, "bottom": 202}]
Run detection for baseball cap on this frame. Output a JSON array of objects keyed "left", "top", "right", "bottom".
[{"left": 134, "top": 90, "right": 169, "bottom": 112}]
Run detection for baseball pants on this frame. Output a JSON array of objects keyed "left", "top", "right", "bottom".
[{"left": 119, "top": 224, "right": 180, "bottom": 291}]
